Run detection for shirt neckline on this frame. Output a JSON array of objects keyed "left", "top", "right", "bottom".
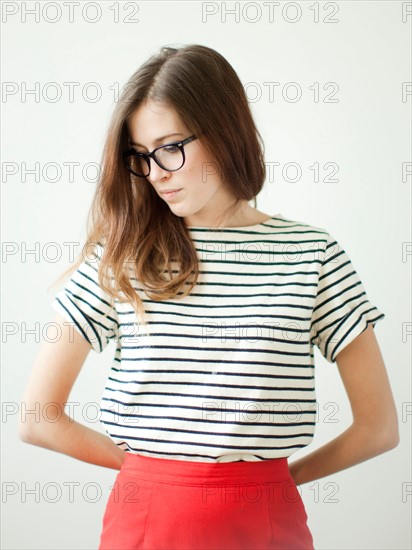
[{"left": 186, "top": 213, "right": 282, "bottom": 230}]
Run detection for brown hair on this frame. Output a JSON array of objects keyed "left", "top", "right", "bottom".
[{"left": 49, "top": 43, "right": 267, "bottom": 329}]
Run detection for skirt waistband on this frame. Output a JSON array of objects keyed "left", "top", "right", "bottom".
[{"left": 119, "top": 452, "right": 292, "bottom": 485}]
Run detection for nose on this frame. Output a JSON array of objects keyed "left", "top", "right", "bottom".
[{"left": 147, "top": 156, "right": 171, "bottom": 183}]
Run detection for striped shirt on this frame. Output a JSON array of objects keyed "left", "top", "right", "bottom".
[{"left": 51, "top": 213, "right": 385, "bottom": 463}]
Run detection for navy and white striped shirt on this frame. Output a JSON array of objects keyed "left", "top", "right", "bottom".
[{"left": 51, "top": 213, "right": 385, "bottom": 463}]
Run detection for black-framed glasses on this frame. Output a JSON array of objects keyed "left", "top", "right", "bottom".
[{"left": 122, "top": 134, "right": 198, "bottom": 178}]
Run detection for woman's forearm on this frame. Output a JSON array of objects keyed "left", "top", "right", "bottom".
[
  {"left": 288, "top": 423, "right": 399, "bottom": 486},
  {"left": 19, "top": 413, "right": 126, "bottom": 470}
]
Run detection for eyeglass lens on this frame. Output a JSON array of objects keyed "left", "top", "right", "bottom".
[{"left": 126, "top": 144, "right": 185, "bottom": 176}]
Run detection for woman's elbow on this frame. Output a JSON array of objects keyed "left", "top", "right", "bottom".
[
  {"left": 370, "top": 416, "right": 400, "bottom": 453},
  {"left": 18, "top": 416, "right": 39, "bottom": 445},
  {"left": 381, "top": 421, "right": 400, "bottom": 451},
  {"left": 381, "top": 403, "right": 401, "bottom": 450},
  {"left": 17, "top": 407, "right": 50, "bottom": 446},
  {"left": 355, "top": 410, "right": 400, "bottom": 455}
]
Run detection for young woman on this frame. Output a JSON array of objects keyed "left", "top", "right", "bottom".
[{"left": 19, "top": 44, "right": 399, "bottom": 550}]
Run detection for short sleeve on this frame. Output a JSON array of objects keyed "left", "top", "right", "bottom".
[
  {"left": 310, "top": 231, "right": 385, "bottom": 364},
  {"left": 50, "top": 245, "right": 118, "bottom": 353}
]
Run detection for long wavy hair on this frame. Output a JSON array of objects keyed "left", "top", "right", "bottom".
[{"left": 49, "top": 43, "right": 267, "bottom": 328}]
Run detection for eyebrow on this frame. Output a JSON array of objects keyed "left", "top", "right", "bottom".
[{"left": 129, "top": 133, "right": 184, "bottom": 148}]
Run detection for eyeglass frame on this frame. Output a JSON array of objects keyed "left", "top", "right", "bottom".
[{"left": 122, "top": 134, "right": 198, "bottom": 178}]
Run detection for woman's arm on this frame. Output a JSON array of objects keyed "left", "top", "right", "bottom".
[
  {"left": 18, "top": 312, "right": 125, "bottom": 470},
  {"left": 288, "top": 325, "right": 399, "bottom": 485}
]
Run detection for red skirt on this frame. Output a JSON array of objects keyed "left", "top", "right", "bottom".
[{"left": 98, "top": 452, "right": 314, "bottom": 550}]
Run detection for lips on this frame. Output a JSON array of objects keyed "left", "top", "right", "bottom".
[
  {"left": 159, "top": 188, "right": 181, "bottom": 194},
  {"left": 159, "top": 188, "right": 182, "bottom": 201}
]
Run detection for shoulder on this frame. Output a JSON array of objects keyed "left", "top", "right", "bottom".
[
  {"left": 272, "top": 214, "right": 332, "bottom": 248},
  {"left": 82, "top": 240, "right": 106, "bottom": 266},
  {"left": 273, "top": 213, "right": 329, "bottom": 233}
]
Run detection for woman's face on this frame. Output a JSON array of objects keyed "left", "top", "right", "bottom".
[{"left": 126, "top": 100, "right": 238, "bottom": 227}]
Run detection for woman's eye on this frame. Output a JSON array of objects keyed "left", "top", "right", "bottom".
[{"left": 164, "top": 145, "right": 179, "bottom": 154}]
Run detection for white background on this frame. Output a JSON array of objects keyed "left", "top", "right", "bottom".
[{"left": 1, "top": 1, "right": 411, "bottom": 549}]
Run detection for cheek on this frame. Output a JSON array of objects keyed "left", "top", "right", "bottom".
[
  {"left": 185, "top": 153, "right": 203, "bottom": 176},
  {"left": 193, "top": 158, "right": 218, "bottom": 187},
  {"left": 182, "top": 149, "right": 220, "bottom": 190},
  {"left": 189, "top": 148, "right": 214, "bottom": 177},
  {"left": 181, "top": 160, "right": 203, "bottom": 188}
]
